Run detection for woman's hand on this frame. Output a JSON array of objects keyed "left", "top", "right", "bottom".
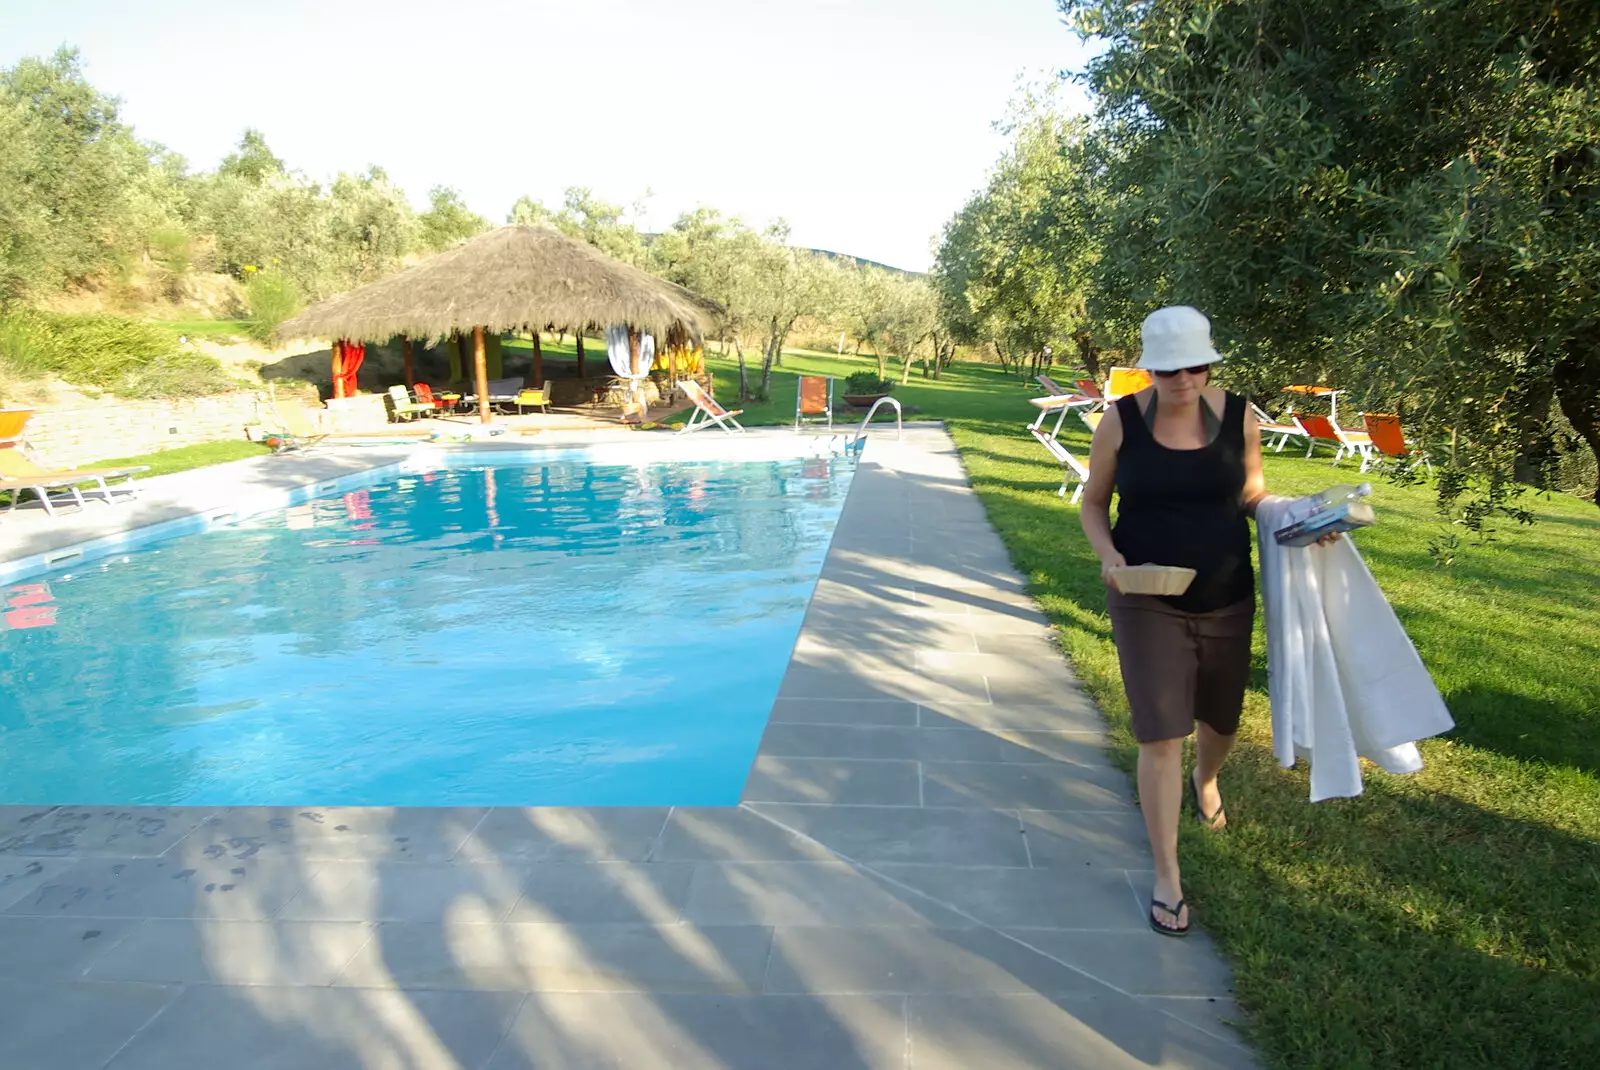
[
  {"left": 1315, "top": 532, "right": 1343, "bottom": 547},
  {"left": 1100, "top": 552, "right": 1128, "bottom": 590}
]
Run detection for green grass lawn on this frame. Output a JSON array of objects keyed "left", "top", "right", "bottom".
[
  {"left": 90, "top": 440, "right": 270, "bottom": 477},
  {"left": 163, "top": 318, "right": 251, "bottom": 343},
  {"left": 700, "top": 345, "right": 1023, "bottom": 426},
  {"left": 698, "top": 347, "right": 1600, "bottom": 1066}
]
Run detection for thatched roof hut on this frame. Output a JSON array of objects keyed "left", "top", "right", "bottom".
[
  {"left": 277, "top": 225, "right": 721, "bottom": 422},
  {"left": 279, "top": 225, "right": 719, "bottom": 344}
]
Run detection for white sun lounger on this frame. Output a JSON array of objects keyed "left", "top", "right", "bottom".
[{"left": 1030, "top": 427, "right": 1091, "bottom": 504}]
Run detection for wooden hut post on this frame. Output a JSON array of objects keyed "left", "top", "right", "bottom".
[
  {"left": 473, "top": 326, "right": 491, "bottom": 424},
  {"left": 402, "top": 336, "right": 414, "bottom": 388},
  {"left": 331, "top": 340, "right": 346, "bottom": 399},
  {"left": 575, "top": 329, "right": 586, "bottom": 379},
  {"left": 530, "top": 327, "right": 543, "bottom": 385}
]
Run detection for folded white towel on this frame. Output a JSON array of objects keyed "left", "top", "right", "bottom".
[{"left": 1256, "top": 495, "right": 1455, "bottom": 801}]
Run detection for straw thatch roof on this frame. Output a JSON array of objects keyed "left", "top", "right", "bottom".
[{"left": 277, "top": 225, "right": 721, "bottom": 345}]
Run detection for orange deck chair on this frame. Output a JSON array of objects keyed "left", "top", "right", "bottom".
[
  {"left": 1293, "top": 413, "right": 1374, "bottom": 467},
  {"left": 795, "top": 375, "right": 834, "bottom": 431},
  {"left": 678, "top": 379, "right": 746, "bottom": 435},
  {"left": 1362, "top": 413, "right": 1432, "bottom": 473}
]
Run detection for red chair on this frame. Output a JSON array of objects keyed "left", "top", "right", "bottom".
[
  {"left": 1293, "top": 413, "right": 1374, "bottom": 468},
  {"left": 1363, "top": 413, "right": 1432, "bottom": 473},
  {"left": 413, "top": 383, "right": 446, "bottom": 411}
]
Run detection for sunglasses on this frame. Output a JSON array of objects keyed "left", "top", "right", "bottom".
[{"left": 1153, "top": 365, "right": 1212, "bottom": 379}]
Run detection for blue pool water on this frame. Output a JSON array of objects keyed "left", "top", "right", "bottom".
[{"left": 0, "top": 457, "right": 854, "bottom": 807}]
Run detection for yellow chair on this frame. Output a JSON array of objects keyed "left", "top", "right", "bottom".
[{"left": 516, "top": 385, "right": 550, "bottom": 414}]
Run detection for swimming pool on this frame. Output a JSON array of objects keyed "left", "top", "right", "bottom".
[{"left": 0, "top": 456, "right": 855, "bottom": 807}]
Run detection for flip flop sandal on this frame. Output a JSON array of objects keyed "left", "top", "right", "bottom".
[
  {"left": 1190, "top": 771, "right": 1227, "bottom": 831},
  {"left": 1150, "top": 897, "right": 1190, "bottom": 937}
]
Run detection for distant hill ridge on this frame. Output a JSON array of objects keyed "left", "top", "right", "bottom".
[
  {"left": 805, "top": 248, "right": 922, "bottom": 277},
  {"left": 640, "top": 234, "right": 920, "bottom": 277}
]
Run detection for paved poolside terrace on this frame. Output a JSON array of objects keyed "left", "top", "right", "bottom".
[{"left": 0, "top": 427, "right": 1252, "bottom": 1069}]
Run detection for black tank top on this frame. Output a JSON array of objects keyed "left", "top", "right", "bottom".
[{"left": 1112, "top": 390, "right": 1254, "bottom": 613}]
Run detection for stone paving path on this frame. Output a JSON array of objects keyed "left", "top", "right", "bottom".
[{"left": 0, "top": 427, "right": 1253, "bottom": 1068}]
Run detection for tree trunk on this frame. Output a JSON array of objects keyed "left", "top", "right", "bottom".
[
  {"left": 1074, "top": 328, "right": 1101, "bottom": 381},
  {"left": 625, "top": 326, "right": 643, "bottom": 423},
  {"left": 473, "top": 325, "right": 491, "bottom": 424},
  {"left": 734, "top": 337, "right": 750, "bottom": 401},
  {"left": 1555, "top": 339, "right": 1600, "bottom": 506},
  {"left": 401, "top": 335, "right": 414, "bottom": 388},
  {"left": 901, "top": 344, "right": 914, "bottom": 385},
  {"left": 758, "top": 316, "right": 784, "bottom": 401},
  {"left": 875, "top": 346, "right": 887, "bottom": 380},
  {"left": 1510, "top": 354, "right": 1557, "bottom": 487},
  {"left": 994, "top": 341, "right": 1012, "bottom": 373}
]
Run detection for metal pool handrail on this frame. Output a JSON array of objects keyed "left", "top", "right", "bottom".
[{"left": 854, "top": 396, "right": 903, "bottom": 446}]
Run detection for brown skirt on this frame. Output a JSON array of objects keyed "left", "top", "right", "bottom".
[{"left": 1106, "top": 588, "right": 1254, "bottom": 743}]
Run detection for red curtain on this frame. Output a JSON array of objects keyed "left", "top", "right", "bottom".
[{"left": 333, "top": 341, "right": 366, "bottom": 397}]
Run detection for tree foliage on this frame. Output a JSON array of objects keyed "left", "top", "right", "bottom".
[
  {"left": 0, "top": 46, "right": 930, "bottom": 409},
  {"left": 931, "top": 99, "right": 1102, "bottom": 381},
  {"left": 1055, "top": 0, "right": 1600, "bottom": 507}
]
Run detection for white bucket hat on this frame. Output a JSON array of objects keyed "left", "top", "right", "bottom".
[{"left": 1137, "top": 306, "right": 1223, "bottom": 371}]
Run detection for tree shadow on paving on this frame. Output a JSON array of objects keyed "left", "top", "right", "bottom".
[{"left": 0, "top": 431, "right": 1251, "bottom": 1067}]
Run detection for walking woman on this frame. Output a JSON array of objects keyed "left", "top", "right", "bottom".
[{"left": 1078, "top": 305, "right": 1269, "bottom": 937}]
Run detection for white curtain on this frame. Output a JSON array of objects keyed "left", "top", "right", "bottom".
[
  {"left": 606, "top": 324, "right": 632, "bottom": 378},
  {"left": 603, "top": 324, "right": 657, "bottom": 417}
]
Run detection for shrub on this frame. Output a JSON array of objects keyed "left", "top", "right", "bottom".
[
  {"left": 0, "top": 312, "right": 63, "bottom": 376},
  {"left": 244, "top": 271, "right": 302, "bottom": 342},
  {"left": 0, "top": 311, "right": 239, "bottom": 398},
  {"left": 844, "top": 371, "right": 895, "bottom": 395}
]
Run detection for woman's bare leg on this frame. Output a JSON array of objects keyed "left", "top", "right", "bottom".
[
  {"left": 1192, "top": 721, "right": 1236, "bottom": 820},
  {"left": 1138, "top": 736, "right": 1187, "bottom": 928}
]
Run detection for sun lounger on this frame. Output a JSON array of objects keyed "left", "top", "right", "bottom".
[
  {"left": 460, "top": 377, "right": 525, "bottom": 412},
  {"left": 0, "top": 450, "right": 147, "bottom": 517},
  {"left": 1251, "top": 402, "right": 1307, "bottom": 452},
  {"left": 1361, "top": 413, "right": 1432, "bottom": 474},
  {"left": 1294, "top": 413, "right": 1374, "bottom": 467},
  {"left": 1030, "top": 427, "right": 1091, "bottom": 503},
  {"left": 678, "top": 379, "right": 746, "bottom": 434},
  {"left": 0, "top": 408, "right": 32, "bottom": 449}
]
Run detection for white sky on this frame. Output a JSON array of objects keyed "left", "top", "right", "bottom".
[{"left": 0, "top": 0, "right": 1092, "bottom": 272}]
